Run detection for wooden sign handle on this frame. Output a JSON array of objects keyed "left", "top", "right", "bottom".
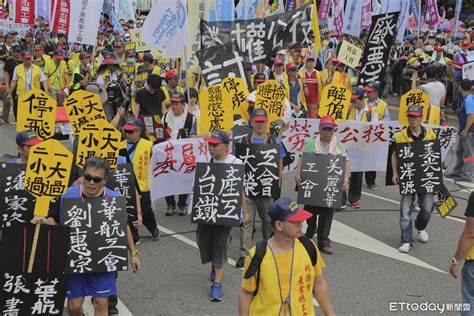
[{"left": 27, "top": 223, "right": 41, "bottom": 273}]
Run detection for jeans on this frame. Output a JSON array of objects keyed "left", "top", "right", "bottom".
[
  {"left": 400, "top": 193, "right": 433, "bottom": 244},
  {"left": 462, "top": 260, "right": 474, "bottom": 316},
  {"left": 453, "top": 133, "right": 474, "bottom": 179},
  {"left": 239, "top": 197, "right": 273, "bottom": 257},
  {"left": 305, "top": 205, "right": 334, "bottom": 248}
]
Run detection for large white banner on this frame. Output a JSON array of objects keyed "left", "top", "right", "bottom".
[
  {"left": 282, "top": 119, "right": 456, "bottom": 173},
  {"left": 0, "top": 20, "right": 30, "bottom": 37},
  {"left": 142, "top": 0, "right": 189, "bottom": 58},
  {"left": 68, "top": 0, "right": 104, "bottom": 46},
  {"left": 148, "top": 138, "right": 211, "bottom": 203}
]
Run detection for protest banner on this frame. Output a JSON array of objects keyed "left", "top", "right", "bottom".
[
  {"left": 318, "top": 0, "right": 330, "bottom": 23},
  {"left": 255, "top": 80, "right": 286, "bottom": 123},
  {"left": 14, "top": 0, "right": 35, "bottom": 25},
  {"left": 298, "top": 153, "right": 346, "bottom": 209},
  {"left": 358, "top": 12, "right": 399, "bottom": 85},
  {"left": 333, "top": 0, "right": 344, "bottom": 35},
  {"left": 337, "top": 41, "right": 363, "bottom": 70},
  {"left": 128, "top": 28, "right": 163, "bottom": 57},
  {"left": 16, "top": 89, "right": 57, "bottom": 140},
  {"left": 76, "top": 119, "right": 122, "bottom": 170},
  {"left": 463, "top": 61, "right": 474, "bottom": 81},
  {"left": 61, "top": 196, "right": 129, "bottom": 273},
  {"left": 434, "top": 187, "right": 457, "bottom": 218},
  {"left": 318, "top": 84, "right": 351, "bottom": 122},
  {"left": 64, "top": 90, "right": 107, "bottom": 134},
  {"left": 231, "top": 125, "right": 253, "bottom": 151},
  {"left": 398, "top": 88, "right": 430, "bottom": 126},
  {"left": 235, "top": 143, "right": 281, "bottom": 198},
  {"left": 51, "top": 0, "right": 70, "bottom": 35},
  {"left": 106, "top": 163, "right": 138, "bottom": 222},
  {"left": 425, "top": 0, "right": 440, "bottom": 30},
  {"left": 342, "top": 0, "right": 362, "bottom": 37},
  {"left": 199, "top": 85, "right": 234, "bottom": 134},
  {"left": 361, "top": 0, "right": 372, "bottom": 30},
  {"left": 396, "top": 0, "right": 410, "bottom": 43},
  {"left": 395, "top": 140, "right": 443, "bottom": 194},
  {"left": 185, "top": 0, "right": 208, "bottom": 68},
  {"left": 68, "top": 0, "right": 104, "bottom": 46},
  {"left": 222, "top": 77, "right": 249, "bottom": 116},
  {"left": 138, "top": 115, "right": 166, "bottom": 141},
  {"left": 0, "top": 19, "right": 31, "bottom": 37},
  {"left": 148, "top": 138, "right": 211, "bottom": 202},
  {"left": 191, "top": 163, "right": 244, "bottom": 227}
]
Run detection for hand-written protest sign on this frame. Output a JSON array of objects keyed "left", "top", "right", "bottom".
[
  {"left": 139, "top": 115, "right": 166, "bottom": 142},
  {"left": 318, "top": 84, "right": 351, "bottom": 122},
  {"left": 434, "top": 186, "right": 457, "bottom": 218},
  {"left": 0, "top": 20, "right": 31, "bottom": 37},
  {"left": 221, "top": 77, "right": 249, "bottom": 115},
  {"left": 191, "top": 163, "right": 244, "bottom": 226},
  {"left": 76, "top": 119, "right": 122, "bottom": 170},
  {"left": 255, "top": 80, "right": 286, "bottom": 123},
  {"left": 462, "top": 61, "right": 474, "bottom": 81},
  {"left": 337, "top": 40, "right": 363, "bottom": 69},
  {"left": 16, "top": 89, "right": 57, "bottom": 140},
  {"left": 396, "top": 140, "right": 443, "bottom": 194},
  {"left": 64, "top": 90, "right": 107, "bottom": 135},
  {"left": 235, "top": 143, "right": 281, "bottom": 198},
  {"left": 398, "top": 89, "right": 430, "bottom": 126},
  {"left": 25, "top": 140, "right": 73, "bottom": 216},
  {"left": 148, "top": 138, "right": 211, "bottom": 203},
  {"left": 106, "top": 163, "right": 138, "bottom": 222},
  {"left": 298, "top": 153, "right": 346, "bottom": 209},
  {"left": 199, "top": 85, "right": 234, "bottom": 134},
  {"left": 358, "top": 12, "right": 399, "bottom": 85},
  {"left": 61, "top": 196, "right": 129, "bottom": 273}
]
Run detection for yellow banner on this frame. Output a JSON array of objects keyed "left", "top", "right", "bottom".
[
  {"left": 337, "top": 40, "right": 363, "bottom": 69},
  {"left": 16, "top": 89, "right": 57, "bottom": 140},
  {"left": 221, "top": 77, "right": 250, "bottom": 116},
  {"left": 25, "top": 139, "right": 73, "bottom": 216},
  {"left": 255, "top": 80, "right": 286, "bottom": 123},
  {"left": 398, "top": 88, "right": 430, "bottom": 126},
  {"left": 199, "top": 85, "right": 234, "bottom": 134},
  {"left": 129, "top": 29, "right": 164, "bottom": 57},
  {"left": 76, "top": 119, "right": 123, "bottom": 170},
  {"left": 318, "top": 84, "right": 351, "bottom": 122},
  {"left": 64, "top": 90, "right": 107, "bottom": 134}
]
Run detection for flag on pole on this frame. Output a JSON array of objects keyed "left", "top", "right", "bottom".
[{"left": 312, "top": 0, "right": 321, "bottom": 57}]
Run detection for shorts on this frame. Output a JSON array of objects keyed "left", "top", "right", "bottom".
[
  {"left": 66, "top": 272, "right": 116, "bottom": 298},
  {"left": 196, "top": 224, "right": 230, "bottom": 268}
]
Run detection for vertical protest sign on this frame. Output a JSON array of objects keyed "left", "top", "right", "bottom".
[
  {"left": 398, "top": 88, "right": 430, "bottom": 126},
  {"left": 318, "top": 0, "right": 331, "bottom": 24},
  {"left": 318, "top": 84, "right": 351, "bottom": 122},
  {"left": 333, "top": 0, "right": 344, "bottom": 36},
  {"left": 221, "top": 77, "right": 250, "bottom": 116},
  {"left": 185, "top": 0, "right": 208, "bottom": 68},
  {"left": 342, "top": 0, "right": 362, "bottom": 37},
  {"left": 396, "top": 0, "right": 410, "bottom": 43},
  {"left": 64, "top": 90, "right": 107, "bottom": 134},
  {"left": 255, "top": 80, "right": 286, "bottom": 123},
  {"left": 16, "top": 89, "right": 57, "bottom": 140},
  {"left": 191, "top": 163, "right": 244, "bottom": 226},
  {"left": 337, "top": 41, "right": 363, "bottom": 69},
  {"left": 361, "top": 0, "right": 372, "bottom": 30},
  {"left": 358, "top": 12, "right": 399, "bottom": 85},
  {"left": 52, "top": 0, "right": 70, "bottom": 35},
  {"left": 138, "top": 115, "right": 166, "bottom": 141},
  {"left": 199, "top": 85, "right": 234, "bottom": 134},
  {"left": 68, "top": 0, "right": 104, "bottom": 46},
  {"left": 0, "top": 20, "right": 31, "bottom": 37},
  {"left": 463, "top": 61, "right": 474, "bottom": 81},
  {"left": 106, "top": 163, "right": 138, "bottom": 223},
  {"left": 425, "top": 0, "right": 440, "bottom": 30},
  {"left": 14, "top": 0, "right": 35, "bottom": 25}
]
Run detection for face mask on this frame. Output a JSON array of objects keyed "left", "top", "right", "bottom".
[{"left": 127, "top": 58, "right": 135, "bottom": 63}]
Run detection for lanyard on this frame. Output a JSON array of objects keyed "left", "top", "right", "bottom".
[{"left": 268, "top": 241, "right": 295, "bottom": 316}]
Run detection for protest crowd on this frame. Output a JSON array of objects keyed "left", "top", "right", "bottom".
[{"left": 0, "top": 0, "right": 473, "bottom": 315}]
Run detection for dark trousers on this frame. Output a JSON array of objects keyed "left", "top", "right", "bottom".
[
  {"left": 305, "top": 205, "right": 334, "bottom": 248},
  {"left": 342, "top": 172, "right": 363, "bottom": 205},
  {"left": 365, "top": 171, "right": 376, "bottom": 186},
  {"left": 129, "top": 221, "right": 139, "bottom": 243},
  {"left": 165, "top": 194, "right": 188, "bottom": 208},
  {"left": 140, "top": 191, "right": 157, "bottom": 234}
]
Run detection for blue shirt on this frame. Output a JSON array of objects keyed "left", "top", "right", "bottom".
[
  {"left": 459, "top": 94, "right": 474, "bottom": 132},
  {"left": 288, "top": 79, "right": 300, "bottom": 105}
]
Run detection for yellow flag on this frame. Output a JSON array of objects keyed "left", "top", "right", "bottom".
[
  {"left": 64, "top": 90, "right": 107, "bottom": 134},
  {"left": 318, "top": 84, "right": 351, "bottom": 122},
  {"left": 199, "top": 85, "right": 234, "bottom": 134},
  {"left": 255, "top": 80, "right": 286, "bottom": 123},
  {"left": 312, "top": 0, "right": 321, "bottom": 57},
  {"left": 398, "top": 89, "right": 430, "bottom": 126}
]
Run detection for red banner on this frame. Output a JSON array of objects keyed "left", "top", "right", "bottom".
[
  {"left": 52, "top": 0, "right": 70, "bottom": 34},
  {"left": 15, "top": 0, "right": 35, "bottom": 25}
]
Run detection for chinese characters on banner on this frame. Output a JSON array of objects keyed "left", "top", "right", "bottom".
[
  {"left": 148, "top": 138, "right": 210, "bottom": 202},
  {"left": 106, "top": 163, "right": 138, "bottom": 222},
  {"left": 76, "top": 119, "right": 122, "bottom": 170},
  {"left": 14, "top": 0, "right": 35, "bottom": 25},
  {"left": 333, "top": 0, "right": 344, "bottom": 35},
  {"left": 68, "top": 0, "right": 104, "bottom": 46},
  {"left": 337, "top": 40, "right": 363, "bottom": 70},
  {"left": 398, "top": 89, "right": 430, "bottom": 126},
  {"left": 318, "top": 84, "right": 351, "bottom": 122},
  {"left": 222, "top": 77, "right": 249, "bottom": 115},
  {"left": 191, "top": 163, "right": 244, "bottom": 226},
  {"left": 16, "top": 89, "right": 57, "bottom": 140},
  {"left": 52, "top": 0, "right": 70, "bottom": 35},
  {"left": 64, "top": 90, "right": 107, "bottom": 134},
  {"left": 463, "top": 61, "right": 474, "bottom": 81},
  {"left": 25, "top": 139, "right": 73, "bottom": 216},
  {"left": 358, "top": 12, "right": 399, "bottom": 85},
  {"left": 61, "top": 196, "right": 129, "bottom": 273},
  {"left": 134, "top": 67, "right": 149, "bottom": 90},
  {"left": 255, "top": 80, "right": 286, "bottom": 123},
  {"left": 396, "top": 140, "right": 443, "bottom": 195},
  {"left": 199, "top": 85, "right": 234, "bottom": 134},
  {"left": 235, "top": 143, "right": 281, "bottom": 198},
  {"left": 298, "top": 153, "right": 346, "bottom": 209},
  {"left": 138, "top": 115, "right": 165, "bottom": 141},
  {"left": 0, "top": 20, "right": 31, "bottom": 37},
  {"left": 434, "top": 186, "right": 458, "bottom": 218}
]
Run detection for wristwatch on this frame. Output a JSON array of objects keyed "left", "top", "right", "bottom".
[
  {"left": 451, "top": 257, "right": 461, "bottom": 265},
  {"left": 130, "top": 250, "right": 139, "bottom": 257}
]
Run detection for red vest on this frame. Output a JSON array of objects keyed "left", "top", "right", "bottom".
[{"left": 305, "top": 71, "right": 318, "bottom": 105}]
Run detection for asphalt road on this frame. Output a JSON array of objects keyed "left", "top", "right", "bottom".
[{"left": 0, "top": 104, "right": 471, "bottom": 316}]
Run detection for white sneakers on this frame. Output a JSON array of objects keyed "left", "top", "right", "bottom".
[
  {"left": 399, "top": 231, "right": 429, "bottom": 253},
  {"left": 398, "top": 243, "right": 412, "bottom": 253}
]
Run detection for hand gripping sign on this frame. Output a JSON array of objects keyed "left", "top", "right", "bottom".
[
  {"left": 318, "top": 84, "right": 351, "bottom": 122},
  {"left": 398, "top": 88, "right": 429, "bottom": 126},
  {"left": 64, "top": 90, "right": 107, "bottom": 134},
  {"left": 255, "top": 79, "right": 286, "bottom": 123}
]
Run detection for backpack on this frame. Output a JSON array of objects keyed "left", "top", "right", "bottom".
[{"left": 243, "top": 236, "right": 318, "bottom": 296}]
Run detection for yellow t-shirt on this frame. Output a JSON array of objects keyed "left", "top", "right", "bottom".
[{"left": 242, "top": 239, "right": 325, "bottom": 316}]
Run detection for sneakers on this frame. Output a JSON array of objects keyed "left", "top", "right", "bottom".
[
  {"left": 178, "top": 206, "right": 186, "bottom": 216},
  {"left": 151, "top": 228, "right": 160, "bottom": 240},
  {"left": 210, "top": 266, "right": 215, "bottom": 282},
  {"left": 210, "top": 283, "right": 223, "bottom": 301},
  {"left": 0, "top": 116, "right": 9, "bottom": 124},
  {"left": 235, "top": 256, "right": 246, "bottom": 268},
  {"left": 135, "top": 240, "right": 141, "bottom": 246},
  {"left": 321, "top": 246, "right": 334, "bottom": 255},
  {"left": 418, "top": 230, "right": 429, "bottom": 243},
  {"left": 165, "top": 205, "right": 176, "bottom": 216},
  {"left": 398, "top": 243, "right": 412, "bottom": 253},
  {"left": 351, "top": 201, "right": 361, "bottom": 208},
  {"left": 338, "top": 205, "right": 347, "bottom": 210},
  {"left": 368, "top": 184, "right": 378, "bottom": 191}
]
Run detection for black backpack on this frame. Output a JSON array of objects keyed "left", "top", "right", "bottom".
[{"left": 243, "top": 236, "right": 318, "bottom": 296}]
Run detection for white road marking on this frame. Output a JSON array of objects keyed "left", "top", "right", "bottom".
[{"left": 66, "top": 296, "right": 133, "bottom": 316}]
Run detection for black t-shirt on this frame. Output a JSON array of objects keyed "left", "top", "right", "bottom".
[
  {"left": 4, "top": 59, "right": 21, "bottom": 94},
  {"left": 465, "top": 192, "right": 474, "bottom": 217},
  {"left": 135, "top": 87, "right": 165, "bottom": 117}
]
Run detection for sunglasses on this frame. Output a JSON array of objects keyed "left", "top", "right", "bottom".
[
  {"left": 321, "top": 127, "right": 334, "bottom": 131},
  {"left": 124, "top": 129, "right": 137, "bottom": 134},
  {"left": 84, "top": 174, "right": 104, "bottom": 184}
]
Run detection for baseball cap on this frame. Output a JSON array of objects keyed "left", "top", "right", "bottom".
[
  {"left": 351, "top": 86, "right": 365, "bottom": 100},
  {"left": 407, "top": 105, "right": 423, "bottom": 117},
  {"left": 122, "top": 117, "right": 143, "bottom": 130},
  {"left": 21, "top": 51, "right": 32, "bottom": 59},
  {"left": 102, "top": 51, "right": 115, "bottom": 63},
  {"left": 306, "top": 54, "right": 315, "bottom": 61},
  {"left": 319, "top": 116, "right": 337, "bottom": 129},
  {"left": 204, "top": 130, "right": 230, "bottom": 145},
  {"left": 16, "top": 130, "right": 42, "bottom": 146},
  {"left": 33, "top": 44, "right": 43, "bottom": 51},
  {"left": 462, "top": 40, "right": 471, "bottom": 47},
  {"left": 456, "top": 33, "right": 465, "bottom": 40},
  {"left": 285, "top": 62, "right": 298, "bottom": 72},
  {"left": 274, "top": 57, "right": 284, "bottom": 66},
  {"left": 434, "top": 45, "right": 443, "bottom": 52},
  {"left": 115, "top": 41, "right": 124, "bottom": 48},
  {"left": 25, "top": 31, "right": 33, "bottom": 37},
  {"left": 79, "top": 52, "right": 91, "bottom": 60},
  {"left": 165, "top": 70, "right": 179, "bottom": 80},
  {"left": 254, "top": 73, "right": 266, "bottom": 83},
  {"left": 404, "top": 34, "right": 414, "bottom": 41},
  {"left": 143, "top": 52, "right": 154, "bottom": 62},
  {"left": 53, "top": 50, "right": 65, "bottom": 59},
  {"left": 268, "top": 197, "right": 312, "bottom": 222},
  {"left": 251, "top": 108, "right": 268, "bottom": 122},
  {"left": 12, "top": 45, "right": 21, "bottom": 53},
  {"left": 170, "top": 92, "right": 185, "bottom": 102},
  {"left": 363, "top": 81, "right": 381, "bottom": 93}
]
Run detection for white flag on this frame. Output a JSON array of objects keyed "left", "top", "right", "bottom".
[
  {"left": 68, "top": 0, "right": 104, "bottom": 46},
  {"left": 142, "top": 0, "right": 189, "bottom": 58}
]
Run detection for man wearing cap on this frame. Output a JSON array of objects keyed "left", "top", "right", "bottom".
[
  {"left": 121, "top": 117, "right": 161, "bottom": 240},
  {"left": 143, "top": 52, "right": 161, "bottom": 76},
  {"left": 96, "top": 51, "right": 125, "bottom": 89},
  {"left": 194, "top": 130, "right": 248, "bottom": 301},
  {"left": 270, "top": 57, "right": 287, "bottom": 85},
  {"left": 70, "top": 52, "right": 93, "bottom": 92},
  {"left": 114, "top": 42, "right": 126, "bottom": 64},
  {"left": 285, "top": 62, "right": 305, "bottom": 118},
  {"left": 45, "top": 50, "right": 69, "bottom": 105},
  {"left": 20, "top": 31, "right": 34, "bottom": 54},
  {"left": 296, "top": 116, "right": 350, "bottom": 254},
  {"left": 162, "top": 92, "right": 197, "bottom": 215},
  {"left": 452, "top": 40, "right": 471, "bottom": 111},
  {"left": 134, "top": 74, "right": 166, "bottom": 117},
  {"left": 0, "top": 34, "right": 14, "bottom": 62},
  {"left": 162, "top": 69, "right": 184, "bottom": 109},
  {"left": 13, "top": 130, "right": 42, "bottom": 163},
  {"left": 32, "top": 44, "right": 51, "bottom": 70},
  {"left": 327, "top": 58, "right": 352, "bottom": 89},
  {"left": 236, "top": 108, "right": 287, "bottom": 268},
  {"left": 446, "top": 79, "right": 474, "bottom": 182},
  {"left": 391, "top": 105, "right": 437, "bottom": 253},
  {"left": 239, "top": 197, "right": 334, "bottom": 316},
  {"left": 2, "top": 45, "right": 22, "bottom": 123},
  {"left": 301, "top": 54, "right": 323, "bottom": 118}
]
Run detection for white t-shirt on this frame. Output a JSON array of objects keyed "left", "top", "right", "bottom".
[
  {"left": 12, "top": 65, "right": 47, "bottom": 94},
  {"left": 163, "top": 110, "right": 189, "bottom": 139},
  {"left": 419, "top": 81, "right": 446, "bottom": 107}
]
